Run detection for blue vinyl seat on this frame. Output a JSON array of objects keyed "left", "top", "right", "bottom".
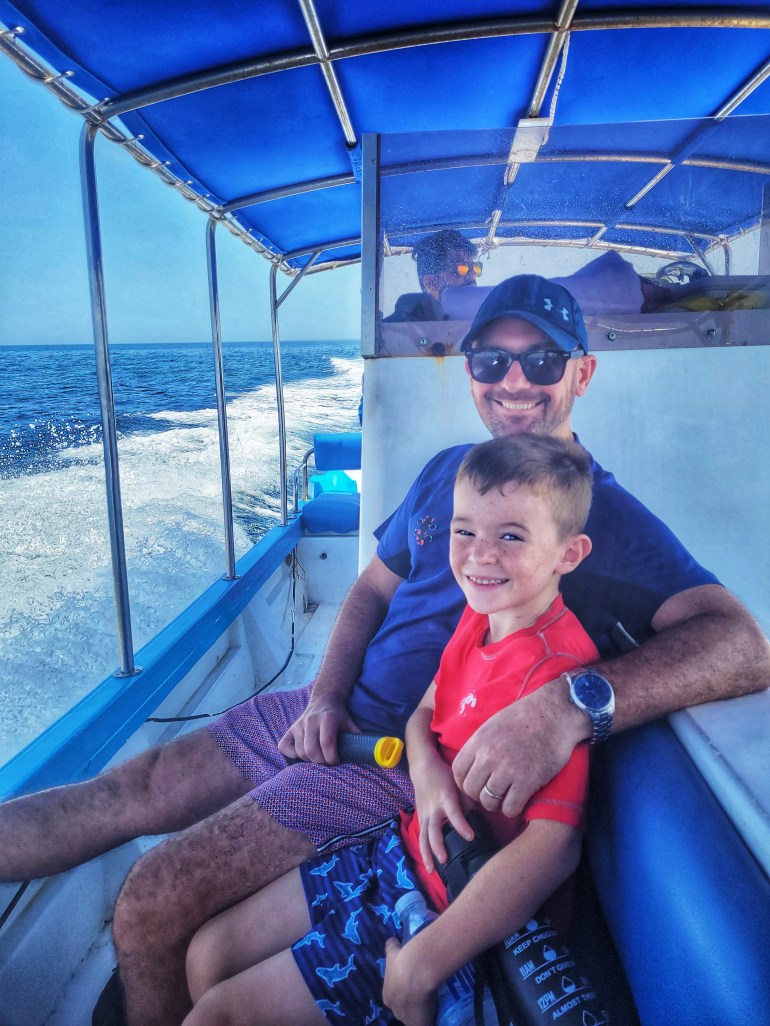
[{"left": 297, "top": 432, "right": 362, "bottom": 535}]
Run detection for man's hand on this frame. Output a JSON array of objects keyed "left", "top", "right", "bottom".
[
  {"left": 452, "top": 677, "right": 588, "bottom": 817},
  {"left": 383, "top": 937, "right": 437, "bottom": 1026},
  {"left": 277, "top": 697, "right": 360, "bottom": 765},
  {"left": 277, "top": 554, "right": 403, "bottom": 765}
]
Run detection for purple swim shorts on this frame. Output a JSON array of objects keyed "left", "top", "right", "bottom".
[{"left": 208, "top": 685, "right": 414, "bottom": 851}]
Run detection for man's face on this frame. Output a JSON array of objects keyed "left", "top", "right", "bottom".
[
  {"left": 466, "top": 317, "right": 597, "bottom": 440},
  {"left": 423, "top": 248, "right": 480, "bottom": 300}
]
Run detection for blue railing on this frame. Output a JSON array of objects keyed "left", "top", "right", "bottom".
[{"left": 0, "top": 518, "right": 301, "bottom": 801}]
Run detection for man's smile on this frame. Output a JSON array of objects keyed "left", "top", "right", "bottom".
[{"left": 495, "top": 398, "right": 541, "bottom": 411}]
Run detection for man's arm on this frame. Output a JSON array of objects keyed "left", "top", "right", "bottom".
[
  {"left": 454, "top": 584, "right": 770, "bottom": 817},
  {"left": 383, "top": 818, "right": 581, "bottom": 1026},
  {"left": 278, "top": 553, "right": 403, "bottom": 764}
]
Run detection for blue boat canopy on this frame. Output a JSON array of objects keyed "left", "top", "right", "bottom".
[{"left": 1, "top": 2, "right": 770, "bottom": 272}]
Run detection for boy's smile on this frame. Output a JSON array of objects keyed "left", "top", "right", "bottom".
[{"left": 449, "top": 476, "right": 590, "bottom": 643}]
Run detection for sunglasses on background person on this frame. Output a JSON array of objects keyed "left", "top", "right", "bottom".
[
  {"left": 466, "top": 346, "right": 582, "bottom": 386},
  {"left": 454, "top": 262, "right": 483, "bottom": 277}
]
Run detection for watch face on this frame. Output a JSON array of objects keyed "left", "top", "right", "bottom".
[{"left": 572, "top": 671, "right": 613, "bottom": 711}]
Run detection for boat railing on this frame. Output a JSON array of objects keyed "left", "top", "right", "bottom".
[{"left": 0, "top": 517, "right": 302, "bottom": 802}]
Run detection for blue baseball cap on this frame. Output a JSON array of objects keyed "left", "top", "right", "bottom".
[{"left": 460, "top": 274, "right": 589, "bottom": 354}]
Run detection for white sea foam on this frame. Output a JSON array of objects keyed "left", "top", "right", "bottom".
[{"left": 0, "top": 355, "right": 362, "bottom": 765}]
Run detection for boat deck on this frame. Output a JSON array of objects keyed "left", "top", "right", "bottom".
[{"left": 1, "top": 592, "right": 346, "bottom": 1026}]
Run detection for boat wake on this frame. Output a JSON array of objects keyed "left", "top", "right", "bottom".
[{"left": 0, "top": 344, "right": 362, "bottom": 765}]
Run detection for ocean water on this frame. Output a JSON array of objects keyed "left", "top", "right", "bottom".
[{"left": 0, "top": 340, "right": 362, "bottom": 766}]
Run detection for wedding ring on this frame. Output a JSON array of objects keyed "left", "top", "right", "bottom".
[{"left": 482, "top": 783, "right": 503, "bottom": 801}]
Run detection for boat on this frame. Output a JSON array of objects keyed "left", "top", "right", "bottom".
[{"left": 1, "top": 3, "right": 769, "bottom": 1023}]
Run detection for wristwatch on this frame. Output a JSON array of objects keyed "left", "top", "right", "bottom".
[{"left": 564, "top": 669, "right": 615, "bottom": 744}]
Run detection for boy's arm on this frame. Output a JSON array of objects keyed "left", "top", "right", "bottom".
[
  {"left": 278, "top": 554, "right": 402, "bottom": 763},
  {"left": 384, "top": 818, "right": 581, "bottom": 1026},
  {"left": 406, "top": 685, "right": 474, "bottom": 872},
  {"left": 454, "top": 584, "right": 770, "bottom": 816}
]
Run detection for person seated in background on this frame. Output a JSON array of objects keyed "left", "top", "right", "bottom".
[
  {"left": 383, "top": 229, "right": 481, "bottom": 322},
  {"left": 182, "top": 434, "right": 598, "bottom": 1026}
]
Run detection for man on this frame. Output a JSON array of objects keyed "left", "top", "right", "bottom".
[
  {"left": 1, "top": 277, "right": 767, "bottom": 1026},
  {"left": 383, "top": 228, "right": 480, "bottom": 322}
]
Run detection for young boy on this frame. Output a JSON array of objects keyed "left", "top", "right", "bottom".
[{"left": 183, "top": 433, "right": 598, "bottom": 1026}]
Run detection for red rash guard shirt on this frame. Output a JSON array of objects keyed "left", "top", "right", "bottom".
[{"left": 400, "top": 595, "right": 599, "bottom": 911}]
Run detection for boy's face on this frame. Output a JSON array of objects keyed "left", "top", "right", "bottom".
[{"left": 450, "top": 475, "right": 587, "bottom": 634}]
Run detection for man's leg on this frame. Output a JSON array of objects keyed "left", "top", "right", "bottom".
[
  {"left": 112, "top": 796, "right": 316, "bottom": 1026},
  {"left": 0, "top": 729, "right": 252, "bottom": 882},
  {"left": 113, "top": 758, "right": 415, "bottom": 1026}
]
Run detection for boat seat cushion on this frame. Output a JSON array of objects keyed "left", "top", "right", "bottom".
[
  {"left": 587, "top": 720, "right": 770, "bottom": 1025},
  {"left": 313, "top": 432, "right": 362, "bottom": 471},
  {"left": 301, "top": 491, "right": 360, "bottom": 534}
]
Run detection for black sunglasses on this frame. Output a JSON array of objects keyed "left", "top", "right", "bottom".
[{"left": 466, "top": 346, "right": 582, "bottom": 386}]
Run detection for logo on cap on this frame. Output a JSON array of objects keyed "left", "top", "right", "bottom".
[{"left": 460, "top": 274, "right": 588, "bottom": 354}]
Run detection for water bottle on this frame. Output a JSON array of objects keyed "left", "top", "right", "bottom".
[
  {"left": 394, "top": 890, "right": 477, "bottom": 1026},
  {"left": 439, "top": 812, "right": 611, "bottom": 1026}
]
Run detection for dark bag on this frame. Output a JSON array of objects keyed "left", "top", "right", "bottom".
[{"left": 439, "top": 811, "right": 611, "bottom": 1026}]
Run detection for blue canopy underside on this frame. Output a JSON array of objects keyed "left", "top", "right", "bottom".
[{"left": 1, "top": 1, "right": 770, "bottom": 268}]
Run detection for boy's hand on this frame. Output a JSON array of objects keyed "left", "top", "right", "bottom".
[
  {"left": 383, "top": 937, "right": 437, "bottom": 1026},
  {"left": 413, "top": 757, "right": 475, "bottom": 872},
  {"left": 278, "top": 697, "right": 360, "bottom": 765}
]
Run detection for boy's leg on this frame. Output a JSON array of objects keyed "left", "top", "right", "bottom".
[
  {"left": 183, "top": 949, "right": 326, "bottom": 1026},
  {"left": 0, "top": 728, "right": 251, "bottom": 882},
  {"left": 186, "top": 867, "right": 312, "bottom": 1002}
]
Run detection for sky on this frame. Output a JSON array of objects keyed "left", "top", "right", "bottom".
[{"left": 0, "top": 55, "right": 362, "bottom": 345}]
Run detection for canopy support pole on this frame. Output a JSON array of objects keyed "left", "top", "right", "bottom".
[
  {"left": 269, "top": 255, "right": 321, "bottom": 525},
  {"left": 206, "top": 217, "right": 237, "bottom": 579},
  {"left": 79, "top": 122, "right": 139, "bottom": 678}
]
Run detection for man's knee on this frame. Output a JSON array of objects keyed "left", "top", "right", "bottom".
[
  {"left": 111, "top": 842, "right": 188, "bottom": 953},
  {"left": 112, "top": 797, "right": 313, "bottom": 956},
  {"left": 113, "top": 728, "right": 249, "bottom": 831}
]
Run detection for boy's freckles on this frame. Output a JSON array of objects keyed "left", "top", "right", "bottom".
[{"left": 449, "top": 477, "right": 569, "bottom": 638}]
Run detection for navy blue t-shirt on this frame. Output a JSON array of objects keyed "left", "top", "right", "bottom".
[{"left": 346, "top": 443, "right": 719, "bottom": 735}]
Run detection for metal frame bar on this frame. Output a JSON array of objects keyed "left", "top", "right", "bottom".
[
  {"left": 283, "top": 236, "right": 359, "bottom": 262},
  {"left": 360, "top": 134, "right": 380, "bottom": 357},
  {"left": 92, "top": 10, "right": 770, "bottom": 120},
  {"left": 79, "top": 122, "right": 138, "bottom": 678},
  {"left": 378, "top": 151, "right": 770, "bottom": 177},
  {"left": 206, "top": 217, "right": 237, "bottom": 579},
  {"left": 528, "top": 0, "right": 579, "bottom": 119},
  {"left": 222, "top": 173, "right": 355, "bottom": 214},
  {"left": 297, "top": 0, "right": 357, "bottom": 147},
  {"left": 490, "top": 0, "right": 577, "bottom": 247},
  {"left": 622, "top": 51, "right": 770, "bottom": 214},
  {"left": 269, "top": 266, "right": 289, "bottom": 526},
  {"left": 267, "top": 254, "right": 322, "bottom": 525}
]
